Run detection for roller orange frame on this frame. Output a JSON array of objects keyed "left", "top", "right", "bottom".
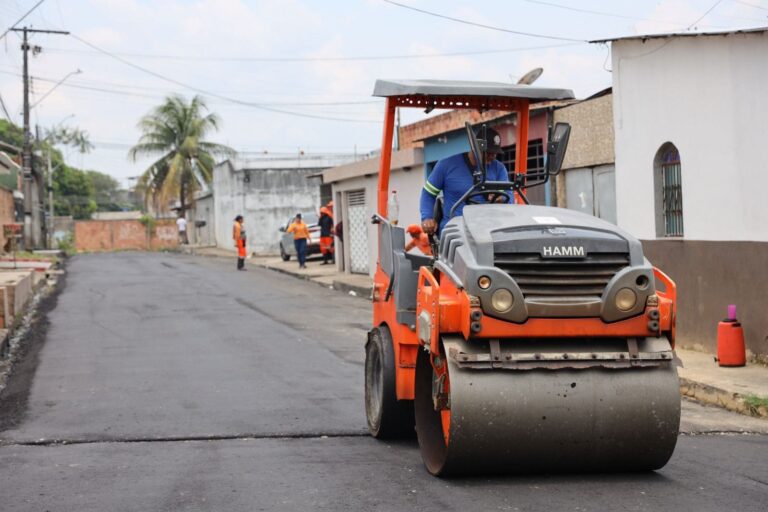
[{"left": 372, "top": 95, "right": 675, "bottom": 402}]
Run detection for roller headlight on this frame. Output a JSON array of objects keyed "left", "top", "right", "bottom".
[
  {"left": 478, "top": 276, "right": 492, "bottom": 290},
  {"left": 491, "top": 288, "right": 514, "bottom": 313},
  {"left": 615, "top": 288, "right": 637, "bottom": 311}
]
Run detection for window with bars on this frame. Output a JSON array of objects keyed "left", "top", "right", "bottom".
[
  {"left": 654, "top": 144, "right": 684, "bottom": 237},
  {"left": 498, "top": 138, "right": 546, "bottom": 205},
  {"left": 498, "top": 138, "right": 545, "bottom": 179}
]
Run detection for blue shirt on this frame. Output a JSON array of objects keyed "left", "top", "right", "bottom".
[{"left": 420, "top": 153, "right": 511, "bottom": 232}]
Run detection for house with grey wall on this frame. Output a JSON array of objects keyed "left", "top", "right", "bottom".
[
  {"left": 212, "top": 153, "right": 357, "bottom": 255},
  {"left": 553, "top": 88, "right": 616, "bottom": 224}
]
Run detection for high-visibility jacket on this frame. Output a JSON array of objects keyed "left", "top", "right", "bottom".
[
  {"left": 233, "top": 221, "right": 246, "bottom": 242},
  {"left": 287, "top": 221, "right": 310, "bottom": 240}
]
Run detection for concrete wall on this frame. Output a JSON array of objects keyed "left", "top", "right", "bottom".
[
  {"left": 332, "top": 167, "right": 424, "bottom": 276},
  {"left": 213, "top": 162, "right": 330, "bottom": 255},
  {"left": 643, "top": 240, "right": 768, "bottom": 357},
  {"left": 74, "top": 220, "right": 178, "bottom": 252},
  {"left": 612, "top": 33, "right": 768, "bottom": 241},
  {"left": 189, "top": 194, "right": 215, "bottom": 246},
  {"left": 554, "top": 92, "right": 614, "bottom": 170},
  {"left": 51, "top": 216, "right": 74, "bottom": 248},
  {"left": 610, "top": 32, "right": 768, "bottom": 356}
]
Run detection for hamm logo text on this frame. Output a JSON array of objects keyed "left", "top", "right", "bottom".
[{"left": 541, "top": 246, "right": 586, "bottom": 258}]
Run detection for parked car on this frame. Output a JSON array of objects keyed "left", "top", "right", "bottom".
[{"left": 278, "top": 212, "right": 321, "bottom": 261}]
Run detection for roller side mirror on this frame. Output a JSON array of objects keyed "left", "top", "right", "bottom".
[{"left": 546, "top": 122, "right": 571, "bottom": 175}]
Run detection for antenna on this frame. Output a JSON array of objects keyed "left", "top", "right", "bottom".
[{"left": 517, "top": 67, "right": 543, "bottom": 85}]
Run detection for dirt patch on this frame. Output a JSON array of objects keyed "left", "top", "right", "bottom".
[{"left": 0, "top": 267, "right": 66, "bottom": 433}]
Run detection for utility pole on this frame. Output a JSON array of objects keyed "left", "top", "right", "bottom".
[
  {"left": 47, "top": 149, "right": 54, "bottom": 248},
  {"left": 11, "top": 26, "right": 69, "bottom": 249}
]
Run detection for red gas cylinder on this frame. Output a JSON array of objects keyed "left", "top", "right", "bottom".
[{"left": 717, "top": 305, "right": 746, "bottom": 367}]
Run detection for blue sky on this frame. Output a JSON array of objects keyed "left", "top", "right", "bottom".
[{"left": 0, "top": 0, "right": 765, "bottom": 186}]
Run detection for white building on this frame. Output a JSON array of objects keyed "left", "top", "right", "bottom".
[
  {"left": 321, "top": 148, "right": 424, "bottom": 275},
  {"left": 212, "top": 153, "right": 357, "bottom": 254},
  {"left": 596, "top": 28, "right": 768, "bottom": 356}
]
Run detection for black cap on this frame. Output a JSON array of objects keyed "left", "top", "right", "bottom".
[
  {"left": 296, "top": 213, "right": 302, "bottom": 218},
  {"left": 475, "top": 126, "right": 504, "bottom": 154}
]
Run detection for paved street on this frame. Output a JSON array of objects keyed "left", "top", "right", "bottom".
[{"left": 0, "top": 252, "right": 766, "bottom": 511}]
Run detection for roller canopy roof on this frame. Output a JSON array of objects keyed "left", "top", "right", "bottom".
[{"left": 373, "top": 79, "right": 574, "bottom": 101}]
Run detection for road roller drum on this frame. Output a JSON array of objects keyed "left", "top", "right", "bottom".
[{"left": 414, "top": 336, "right": 681, "bottom": 476}]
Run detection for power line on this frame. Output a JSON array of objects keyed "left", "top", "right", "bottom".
[
  {"left": 41, "top": 41, "right": 580, "bottom": 62},
  {"left": 521, "top": 0, "right": 733, "bottom": 27},
  {"left": 0, "top": 0, "right": 46, "bottom": 41},
  {"left": 0, "top": 69, "right": 385, "bottom": 113},
  {"left": 731, "top": 0, "right": 768, "bottom": 11},
  {"left": 688, "top": 0, "right": 725, "bottom": 29},
  {"left": 68, "top": 33, "right": 382, "bottom": 124},
  {"left": 0, "top": 93, "right": 12, "bottom": 121},
  {"left": 382, "top": 0, "right": 586, "bottom": 42}
]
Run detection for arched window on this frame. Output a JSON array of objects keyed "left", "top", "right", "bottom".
[{"left": 654, "top": 143, "right": 684, "bottom": 237}]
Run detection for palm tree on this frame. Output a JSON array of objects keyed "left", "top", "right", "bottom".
[{"left": 129, "top": 95, "right": 235, "bottom": 212}]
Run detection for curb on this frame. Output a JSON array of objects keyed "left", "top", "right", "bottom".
[
  {"left": 331, "top": 279, "right": 372, "bottom": 299},
  {"left": 679, "top": 377, "right": 768, "bottom": 419}
]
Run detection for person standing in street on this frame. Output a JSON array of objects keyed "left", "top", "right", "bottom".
[
  {"left": 318, "top": 206, "right": 334, "bottom": 265},
  {"left": 233, "top": 215, "right": 247, "bottom": 271},
  {"left": 176, "top": 213, "right": 188, "bottom": 245},
  {"left": 286, "top": 213, "right": 310, "bottom": 269}
]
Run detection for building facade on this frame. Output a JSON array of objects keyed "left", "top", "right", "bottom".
[
  {"left": 602, "top": 29, "right": 768, "bottom": 356},
  {"left": 322, "top": 148, "right": 424, "bottom": 276},
  {"left": 553, "top": 89, "right": 616, "bottom": 223},
  {"left": 212, "top": 154, "right": 357, "bottom": 255}
]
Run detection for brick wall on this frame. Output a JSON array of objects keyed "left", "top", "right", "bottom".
[
  {"left": 74, "top": 219, "right": 179, "bottom": 252},
  {"left": 0, "top": 187, "right": 17, "bottom": 251},
  {"left": 399, "top": 109, "right": 510, "bottom": 149}
]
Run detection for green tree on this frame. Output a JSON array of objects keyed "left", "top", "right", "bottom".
[
  {"left": 53, "top": 165, "right": 96, "bottom": 219},
  {"left": 87, "top": 170, "right": 122, "bottom": 211},
  {"left": 129, "top": 95, "right": 234, "bottom": 212}
]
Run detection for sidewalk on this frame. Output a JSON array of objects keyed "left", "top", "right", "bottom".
[
  {"left": 187, "top": 246, "right": 372, "bottom": 297},
  {"left": 185, "top": 245, "right": 767, "bottom": 420},
  {"left": 677, "top": 348, "right": 768, "bottom": 418}
]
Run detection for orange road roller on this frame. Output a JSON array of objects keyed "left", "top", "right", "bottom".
[{"left": 364, "top": 79, "right": 680, "bottom": 476}]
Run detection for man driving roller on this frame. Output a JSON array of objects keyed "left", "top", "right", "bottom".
[{"left": 420, "top": 126, "right": 511, "bottom": 236}]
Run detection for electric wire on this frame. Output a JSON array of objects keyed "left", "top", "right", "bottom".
[
  {"left": 40, "top": 41, "right": 581, "bottom": 62},
  {"left": 382, "top": 0, "right": 586, "bottom": 42},
  {"left": 523, "top": 0, "right": 765, "bottom": 24},
  {"left": 0, "top": 0, "right": 46, "bottom": 41},
  {"left": 688, "top": 0, "right": 725, "bottom": 29},
  {"left": 731, "top": 0, "right": 768, "bottom": 11},
  {"left": 68, "top": 33, "right": 382, "bottom": 124}
]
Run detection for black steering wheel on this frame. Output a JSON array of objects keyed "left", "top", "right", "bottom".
[{"left": 464, "top": 189, "right": 513, "bottom": 205}]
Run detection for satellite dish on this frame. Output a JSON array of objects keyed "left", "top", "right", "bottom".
[{"left": 517, "top": 67, "right": 543, "bottom": 85}]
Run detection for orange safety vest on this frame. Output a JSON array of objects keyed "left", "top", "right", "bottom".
[{"left": 287, "top": 221, "right": 310, "bottom": 240}]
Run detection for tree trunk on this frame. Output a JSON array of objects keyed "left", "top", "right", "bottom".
[{"left": 180, "top": 179, "right": 186, "bottom": 213}]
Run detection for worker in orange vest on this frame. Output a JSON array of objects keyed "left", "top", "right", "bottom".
[
  {"left": 405, "top": 224, "right": 432, "bottom": 256},
  {"left": 233, "top": 215, "right": 247, "bottom": 270},
  {"left": 286, "top": 213, "right": 310, "bottom": 269},
  {"left": 318, "top": 206, "right": 334, "bottom": 265}
]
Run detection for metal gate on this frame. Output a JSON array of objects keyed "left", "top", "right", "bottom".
[{"left": 346, "top": 189, "right": 369, "bottom": 274}]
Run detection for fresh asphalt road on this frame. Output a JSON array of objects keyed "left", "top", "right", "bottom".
[{"left": 0, "top": 252, "right": 766, "bottom": 511}]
